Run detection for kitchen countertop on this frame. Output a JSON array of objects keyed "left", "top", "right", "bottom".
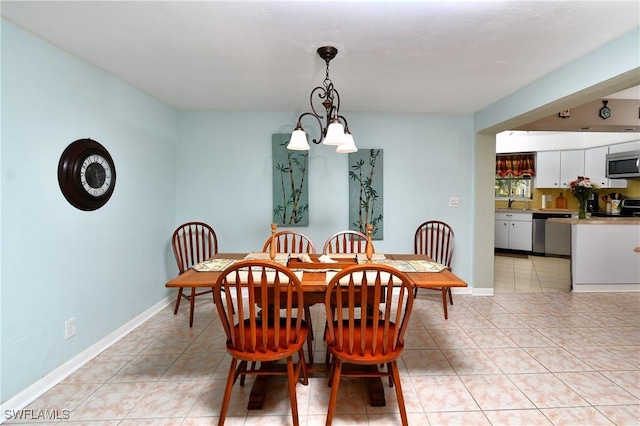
[
  {"left": 548, "top": 217, "right": 640, "bottom": 225},
  {"left": 495, "top": 208, "right": 575, "bottom": 214}
]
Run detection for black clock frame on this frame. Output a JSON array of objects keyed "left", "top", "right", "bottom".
[{"left": 58, "top": 138, "right": 116, "bottom": 211}]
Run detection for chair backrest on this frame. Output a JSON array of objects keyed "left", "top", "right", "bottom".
[
  {"left": 262, "top": 231, "right": 316, "bottom": 254},
  {"left": 323, "top": 230, "right": 373, "bottom": 254},
  {"left": 214, "top": 260, "right": 307, "bottom": 354},
  {"left": 325, "top": 264, "right": 414, "bottom": 357},
  {"left": 414, "top": 220, "right": 454, "bottom": 267},
  {"left": 172, "top": 222, "right": 219, "bottom": 274}
]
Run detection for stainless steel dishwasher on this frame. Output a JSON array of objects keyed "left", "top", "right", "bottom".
[{"left": 532, "top": 212, "right": 572, "bottom": 256}]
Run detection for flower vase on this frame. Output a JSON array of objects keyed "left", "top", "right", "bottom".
[{"left": 578, "top": 199, "right": 587, "bottom": 219}]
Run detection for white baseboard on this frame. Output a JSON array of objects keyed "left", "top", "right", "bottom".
[
  {"left": 0, "top": 296, "right": 174, "bottom": 423},
  {"left": 470, "top": 287, "right": 494, "bottom": 296}
]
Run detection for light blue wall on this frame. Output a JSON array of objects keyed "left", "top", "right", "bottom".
[
  {"left": 175, "top": 110, "right": 475, "bottom": 278},
  {"left": 1, "top": 20, "right": 177, "bottom": 402}
]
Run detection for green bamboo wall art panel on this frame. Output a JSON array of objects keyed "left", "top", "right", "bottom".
[
  {"left": 349, "top": 149, "right": 383, "bottom": 239},
  {"left": 272, "top": 134, "right": 309, "bottom": 226}
]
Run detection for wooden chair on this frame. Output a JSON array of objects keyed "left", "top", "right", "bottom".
[
  {"left": 322, "top": 230, "right": 372, "bottom": 254},
  {"left": 262, "top": 230, "right": 316, "bottom": 254},
  {"left": 213, "top": 260, "right": 309, "bottom": 426},
  {"left": 262, "top": 230, "right": 316, "bottom": 362},
  {"left": 172, "top": 221, "right": 218, "bottom": 327},
  {"left": 322, "top": 230, "right": 375, "bottom": 363},
  {"left": 414, "top": 220, "right": 455, "bottom": 319},
  {"left": 324, "top": 264, "right": 415, "bottom": 426}
]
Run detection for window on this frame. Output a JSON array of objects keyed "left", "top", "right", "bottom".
[
  {"left": 495, "top": 153, "right": 535, "bottom": 199},
  {"left": 495, "top": 175, "right": 532, "bottom": 199}
]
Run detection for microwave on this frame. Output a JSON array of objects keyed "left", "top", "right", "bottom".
[{"left": 606, "top": 150, "right": 640, "bottom": 179}]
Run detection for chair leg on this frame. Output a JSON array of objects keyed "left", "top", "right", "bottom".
[
  {"left": 286, "top": 357, "right": 300, "bottom": 426},
  {"left": 304, "top": 306, "right": 314, "bottom": 364},
  {"left": 218, "top": 357, "right": 237, "bottom": 426},
  {"left": 325, "top": 359, "right": 342, "bottom": 426},
  {"left": 297, "top": 347, "right": 309, "bottom": 386},
  {"left": 390, "top": 360, "right": 409, "bottom": 426},
  {"left": 173, "top": 288, "right": 184, "bottom": 314},
  {"left": 441, "top": 288, "right": 449, "bottom": 320},
  {"left": 189, "top": 287, "right": 196, "bottom": 327},
  {"left": 387, "top": 362, "right": 393, "bottom": 387}
]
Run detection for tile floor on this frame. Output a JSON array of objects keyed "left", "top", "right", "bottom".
[{"left": 9, "top": 255, "right": 640, "bottom": 425}]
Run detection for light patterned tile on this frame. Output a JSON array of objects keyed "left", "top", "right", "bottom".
[
  {"left": 70, "top": 382, "right": 156, "bottom": 420},
  {"left": 595, "top": 404, "right": 640, "bottom": 426},
  {"left": 62, "top": 356, "right": 131, "bottom": 384},
  {"left": 460, "top": 375, "right": 535, "bottom": 410},
  {"left": 412, "top": 375, "right": 479, "bottom": 412},
  {"left": 524, "top": 346, "right": 592, "bottom": 372},
  {"left": 501, "top": 328, "right": 557, "bottom": 347},
  {"left": 187, "top": 378, "right": 250, "bottom": 418},
  {"left": 465, "top": 328, "right": 518, "bottom": 348},
  {"left": 426, "top": 410, "right": 491, "bottom": 425},
  {"left": 483, "top": 348, "right": 547, "bottom": 374},
  {"left": 401, "top": 349, "right": 455, "bottom": 376},
  {"left": 483, "top": 408, "right": 553, "bottom": 425},
  {"left": 565, "top": 346, "right": 637, "bottom": 371},
  {"left": 109, "top": 353, "right": 180, "bottom": 383},
  {"left": 507, "top": 373, "right": 589, "bottom": 408},
  {"left": 540, "top": 406, "right": 616, "bottom": 425},
  {"left": 441, "top": 349, "right": 501, "bottom": 375},
  {"left": 161, "top": 352, "right": 226, "bottom": 381},
  {"left": 600, "top": 370, "right": 640, "bottom": 399},
  {"left": 21, "top": 383, "right": 102, "bottom": 415},
  {"left": 555, "top": 371, "right": 640, "bottom": 406},
  {"left": 605, "top": 346, "right": 640, "bottom": 368},
  {"left": 428, "top": 329, "right": 478, "bottom": 349},
  {"left": 126, "top": 380, "right": 208, "bottom": 419}
]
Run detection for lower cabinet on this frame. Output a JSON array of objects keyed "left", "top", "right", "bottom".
[{"left": 495, "top": 212, "right": 533, "bottom": 251}]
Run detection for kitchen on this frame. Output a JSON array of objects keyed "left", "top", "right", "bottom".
[{"left": 494, "top": 90, "right": 640, "bottom": 292}]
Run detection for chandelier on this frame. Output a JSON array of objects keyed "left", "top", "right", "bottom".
[{"left": 287, "top": 46, "right": 357, "bottom": 153}]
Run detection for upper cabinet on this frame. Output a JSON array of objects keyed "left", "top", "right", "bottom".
[
  {"left": 535, "top": 150, "right": 584, "bottom": 188},
  {"left": 608, "top": 140, "right": 640, "bottom": 153},
  {"left": 584, "top": 146, "right": 627, "bottom": 189}
]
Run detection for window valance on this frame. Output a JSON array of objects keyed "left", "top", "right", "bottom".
[{"left": 496, "top": 153, "right": 535, "bottom": 178}]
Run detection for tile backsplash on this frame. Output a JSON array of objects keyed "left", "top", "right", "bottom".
[{"left": 495, "top": 179, "right": 639, "bottom": 211}]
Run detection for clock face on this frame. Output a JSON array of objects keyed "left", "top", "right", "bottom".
[
  {"left": 58, "top": 139, "right": 116, "bottom": 211},
  {"left": 80, "top": 154, "right": 113, "bottom": 197},
  {"left": 599, "top": 106, "right": 611, "bottom": 119}
]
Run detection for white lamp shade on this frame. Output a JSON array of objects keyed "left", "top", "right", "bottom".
[
  {"left": 287, "top": 129, "right": 310, "bottom": 150},
  {"left": 336, "top": 132, "right": 357, "bottom": 153},
  {"left": 323, "top": 121, "right": 346, "bottom": 146}
]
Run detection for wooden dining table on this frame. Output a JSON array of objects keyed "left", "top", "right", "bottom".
[{"left": 165, "top": 252, "right": 467, "bottom": 409}]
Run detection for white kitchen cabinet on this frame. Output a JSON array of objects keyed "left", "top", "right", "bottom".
[
  {"left": 584, "top": 146, "right": 627, "bottom": 188},
  {"left": 535, "top": 150, "right": 584, "bottom": 188},
  {"left": 535, "top": 151, "right": 560, "bottom": 188},
  {"left": 608, "top": 140, "right": 640, "bottom": 154},
  {"left": 495, "top": 212, "right": 532, "bottom": 251},
  {"left": 571, "top": 223, "right": 640, "bottom": 292},
  {"left": 584, "top": 146, "right": 608, "bottom": 187},
  {"left": 560, "top": 149, "right": 585, "bottom": 187}
]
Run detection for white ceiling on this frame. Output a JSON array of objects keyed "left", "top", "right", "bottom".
[{"left": 1, "top": 1, "right": 639, "bottom": 115}]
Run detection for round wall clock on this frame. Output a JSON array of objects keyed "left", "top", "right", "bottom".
[
  {"left": 599, "top": 100, "right": 611, "bottom": 120},
  {"left": 58, "top": 138, "right": 116, "bottom": 211}
]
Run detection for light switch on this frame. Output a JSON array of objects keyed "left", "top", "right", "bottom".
[{"left": 449, "top": 197, "right": 459, "bottom": 207}]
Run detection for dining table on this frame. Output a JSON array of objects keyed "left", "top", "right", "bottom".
[{"left": 165, "top": 252, "right": 467, "bottom": 409}]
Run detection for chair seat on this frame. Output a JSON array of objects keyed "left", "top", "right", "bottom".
[
  {"left": 228, "top": 318, "right": 309, "bottom": 361},
  {"left": 325, "top": 320, "right": 403, "bottom": 363}
]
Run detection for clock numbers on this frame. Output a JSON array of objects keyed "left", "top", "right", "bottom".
[{"left": 80, "top": 154, "right": 112, "bottom": 197}]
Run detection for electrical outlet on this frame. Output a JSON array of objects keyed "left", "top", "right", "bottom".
[
  {"left": 449, "top": 197, "right": 460, "bottom": 207},
  {"left": 65, "top": 318, "right": 76, "bottom": 340}
]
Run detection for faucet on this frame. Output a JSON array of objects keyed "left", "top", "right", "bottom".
[{"left": 508, "top": 199, "right": 515, "bottom": 209}]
